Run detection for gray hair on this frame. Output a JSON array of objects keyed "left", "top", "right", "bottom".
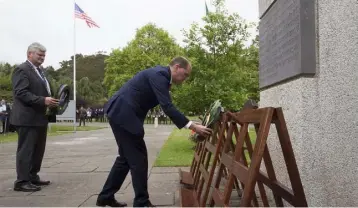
[{"left": 27, "top": 42, "right": 46, "bottom": 54}]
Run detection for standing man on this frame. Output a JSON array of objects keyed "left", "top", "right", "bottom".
[
  {"left": 10, "top": 42, "right": 59, "bottom": 192},
  {"left": 96, "top": 57, "right": 212, "bottom": 207},
  {"left": 0, "top": 99, "right": 8, "bottom": 133}
]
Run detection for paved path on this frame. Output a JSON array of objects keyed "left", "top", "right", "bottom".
[{"left": 0, "top": 124, "right": 186, "bottom": 207}]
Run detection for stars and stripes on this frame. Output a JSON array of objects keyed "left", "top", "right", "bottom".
[{"left": 75, "top": 3, "right": 99, "bottom": 28}]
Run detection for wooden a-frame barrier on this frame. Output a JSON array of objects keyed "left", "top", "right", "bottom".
[{"left": 178, "top": 106, "right": 307, "bottom": 207}]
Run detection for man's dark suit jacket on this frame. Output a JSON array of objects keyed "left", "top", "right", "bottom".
[
  {"left": 10, "top": 61, "right": 56, "bottom": 126},
  {"left": 105, "top": 65, "right": 189, "bottom": 137}
]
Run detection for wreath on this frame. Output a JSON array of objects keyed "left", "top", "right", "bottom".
[
  {"left": 189, "top": 100, "right": 223, "bottom": 142},
  {"left": 47, "top": 84, "right": 71, "bottom": 116}
]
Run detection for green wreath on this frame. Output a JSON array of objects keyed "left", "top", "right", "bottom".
[{"left": 189, "top": 100, "right": 223, "bottom": 142}]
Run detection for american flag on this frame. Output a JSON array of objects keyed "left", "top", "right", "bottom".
[{"left": 75, "top": 3, "right": 99, "bottom": 28}]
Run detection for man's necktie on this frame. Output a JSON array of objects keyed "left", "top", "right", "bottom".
[
  {"left": 37, "top": 68, "right": 47, "bottom": 83},
  {"left": 37, "top": 67, "right": 51, "bottom": 96}
]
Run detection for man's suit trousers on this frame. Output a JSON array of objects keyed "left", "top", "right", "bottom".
[
  {"left": 98, "top": 121, "right": 149, "bottom": 206},
  {"left": 15, "top": 126, "right": 48, "bottom": 184}
]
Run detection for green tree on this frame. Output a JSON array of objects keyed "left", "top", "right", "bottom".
[
  {"left": 76, "top": 77, "right": 105, "bottom": 105},
  {"left": 103, "top": 23, "right": 184, "bottom": 96},
  {"left": 0, "top": 63, "right": 16, "bottom": 101},
  {"left": 173, "top": 0, "right": 259, "bottom": 114},
  {"left": 54, "top": 52, "right": 108, "bottom": 105}
]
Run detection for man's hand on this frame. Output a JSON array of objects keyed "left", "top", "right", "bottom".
[
  {"left": 45, "top": 97, "right": 59, "bottom": 107},
  {"left": 190, "top": 123, "right": 212, "bottom": 137}
]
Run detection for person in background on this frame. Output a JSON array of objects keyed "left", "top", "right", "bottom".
[
  {"left": 0, "top": 99, "right": 8, "bottom": 133},
  {"left": 87, "top": 107, "right": 92, "bottom": 123},
  {"left": 79, "top": 106, "right": 86, "bottom": 126}
]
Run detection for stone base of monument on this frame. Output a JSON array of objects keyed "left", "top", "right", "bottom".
[{"left": 258, "top": 0, "right": 358, "bottom": 206}]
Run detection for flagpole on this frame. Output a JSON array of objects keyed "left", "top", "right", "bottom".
[{"left": 73, "top": 0, "right": 77, "bottom": 133}]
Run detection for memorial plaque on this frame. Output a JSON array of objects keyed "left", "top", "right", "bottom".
[{"left": 259, "top": 0, "right": 316, "bottom": 89}]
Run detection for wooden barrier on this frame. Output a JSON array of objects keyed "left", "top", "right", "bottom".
[
  {"left": 179, "top": 106, "right": 307, "bottom": 207},
  {"left": 179, "top": 112, "right": 229, "bottom": 207}
]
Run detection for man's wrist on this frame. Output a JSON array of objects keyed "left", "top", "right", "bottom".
[{"left": 185, "top": 121, "right": 193, "bottom": 129}]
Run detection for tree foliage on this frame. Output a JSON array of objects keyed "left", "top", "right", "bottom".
[
  {"left": 103, "top": 23, "right": 184, "bottom": 96},
  {"left": 172, "top": 0, "right": 258, "bottom": 114},
  {"left": 56, "top": 52, "right": 109, "bottom": 105},
  {"left": 0, "top": 63, "right": 14, "bottom": 101}
]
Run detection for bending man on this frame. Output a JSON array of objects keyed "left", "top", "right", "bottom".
[{"left": 96, "top": 57, "right": 212, "bottom": 207}]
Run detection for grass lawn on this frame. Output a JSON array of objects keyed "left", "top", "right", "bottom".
[
  {"left": 154, "top": 127, "right": 257, "bottom": 167},
  {"left": 154, "top": 128, "right": 194, "bottom": 167},
  {"left": 186, "top": 115, "right": 202, "bottom": 122},
  {"left": 0, "top": 125, "right": 106, "bottom": 143}
]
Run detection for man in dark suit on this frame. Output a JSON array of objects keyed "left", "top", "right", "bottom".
[
  {"left": 96, "top": 57, "right": 212, "bottom": 207},
  {"left": 10, "top": 42, "right": 59, "bottom": 192}
]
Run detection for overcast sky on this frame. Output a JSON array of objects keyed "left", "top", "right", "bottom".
[{"left": 0, "top": 0, "right": 259, "bottom": 69}]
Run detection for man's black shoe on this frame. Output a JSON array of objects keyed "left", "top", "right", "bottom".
[
  {"left": 96, "top": 199, "right": 127, "bottom": 207},
  {"left": 134, "top": 201, "right": 156, "bottom": 207},
  {"left": 31, "top": 180, "right": 50, "bottom": 186},
  {"left": 143, "top": 201, "right": 156, "bottom": 207},
  {"left": 14, "top": 182, "right": 41, "bottom": 192}
]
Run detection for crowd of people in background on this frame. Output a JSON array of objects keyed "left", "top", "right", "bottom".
[
  {"left": 0, "top": 98, "right": 174, "bottom": 131},
  {"left": 75, "top": 106, "right": 173, "bottom": 126},
  {"left": 75, "top": 106, "right": 107, "bottom": 126},
  {"left": 145, "top": 108, "right": 172, "bottom": 125}
]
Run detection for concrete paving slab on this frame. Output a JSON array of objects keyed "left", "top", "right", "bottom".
[
  {"left": 151, "top": 167, "right": 189, "bottom": 173},
  {"left": 148, "top": 173, "right": 179, "bottom": 182},
  {"left": 28, "top": 173, "right": 131, "bottom": 196},
  {"left": 148, "top": 180, "right": 180, "bottom": 193},
  {"left": 40, "top": 165, "right": 99, "bottom": 173},
  {"left": 0, "top": 194, "right": 91, "bottom": 207},
  {"left": 0, "top": 124, "right": 177, "bottom": 206},
  {"left": 80, "top": 192, "right": 175, "bottom": 207}
]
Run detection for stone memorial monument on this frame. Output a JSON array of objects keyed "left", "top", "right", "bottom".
[{"left": 258, "top": 0, "right": 358, "bottom": 206}]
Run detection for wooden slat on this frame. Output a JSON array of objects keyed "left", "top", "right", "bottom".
[
  {"left": 199, "top": 164, "right": 209, "bottom": 182},
  {"left": 243, "top": 130, "right": 269, "bottom": 207},
  {"left": 228, "top": 107, "right": 275, "bottom": 124},
  {"left": 205, "top": 142, "right": 216, "bottom": 154},
  {"left": 221, "top": 153, "right": 233, "bottom": 169},
  {"left": 239, "top": 108, "right": 274, "bottom": 206},
  {"left": 179, "top": 187, "right": 200, "bottom": 207},
  {"left": 212, "top": 189, "right": 225, "bottom": 207},
  {"left": 179, "top": 171, "right": 194, "bottom": 188},
  {"left": 230, "top": 160, "right": 249, "bottom": 186},
  {"left": 274, "top": 108, "right": 308, "bottom": 206},
  {"left": 256, "top": 170, "right": 295, "bottom": 204},
  {"left": 179, "top": 141, "right": 204, "bottom": 187}
]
